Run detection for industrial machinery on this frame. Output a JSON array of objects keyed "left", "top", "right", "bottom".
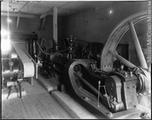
[
  {"left": 1, "top": 30, "right": 36, "bottom": 98},
  {"left": 66, "top": 11, "right": 151, "bottom": 119},
  {"left": 5, "top": 11, "right": 149, "bottom": 118}
]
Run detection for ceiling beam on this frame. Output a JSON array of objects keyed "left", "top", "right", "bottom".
[
  {"left": 18, "top": 1, "right": 30, "bottom": 12},
  {"left": 40, "top": 9, "right": 53, "bottom": 19},
  {"left": 1, "top": 11, "right": 39, "bottom": 18}
]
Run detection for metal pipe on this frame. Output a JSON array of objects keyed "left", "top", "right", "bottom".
[
  {"left": 1, "top": 11, "right": 38, "bottom": 18},
  {"left": 97, "top": 81, "right": 101, "bottom": 107},
  {"left": 53, "top": 7, "right": 58, "bottom": 50},
  {"left": 129, "top": 21, "right": 148, "bottom": 69}
]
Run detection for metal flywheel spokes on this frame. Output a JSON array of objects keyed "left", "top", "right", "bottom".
[{"left": 100, "top": 11, "right": 151, "bottom": 94}]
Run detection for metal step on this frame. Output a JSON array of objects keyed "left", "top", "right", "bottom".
[
  {"left": 52, "top": 91, "right": 97, "bottom": 119},
  {"left": 37, "top": 74, "right": 58, "bottom": 92}
]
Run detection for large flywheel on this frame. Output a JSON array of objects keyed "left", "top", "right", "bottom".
[
  {"left": 100, "top": 11, "right": 151, "bottom": 94},
  {"left": 68, "top": 11, "right": 151, "bottom": 119}
]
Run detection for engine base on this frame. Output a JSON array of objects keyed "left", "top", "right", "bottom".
[{"left": 67, "top": 59, "right": 150, "bottom": 119}]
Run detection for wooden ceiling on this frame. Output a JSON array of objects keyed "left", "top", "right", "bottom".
[{"left": 1, "top": 0, "right": 113, "bottom": 18}]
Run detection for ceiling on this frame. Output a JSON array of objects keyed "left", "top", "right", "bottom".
[{"left": 1, "top": 0, "right": 113, "bottom": 18}]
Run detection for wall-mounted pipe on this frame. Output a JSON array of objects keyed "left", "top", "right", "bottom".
[{"left": 53, "top": 7, "right": 58, "bottom": 50}]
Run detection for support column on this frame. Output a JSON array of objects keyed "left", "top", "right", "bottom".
[
  {"left": 16, "top": 12, "right": 20, "bottom": 29},
  {"left": 53, "top": 7, "right": 58, "bottom": 50}
]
